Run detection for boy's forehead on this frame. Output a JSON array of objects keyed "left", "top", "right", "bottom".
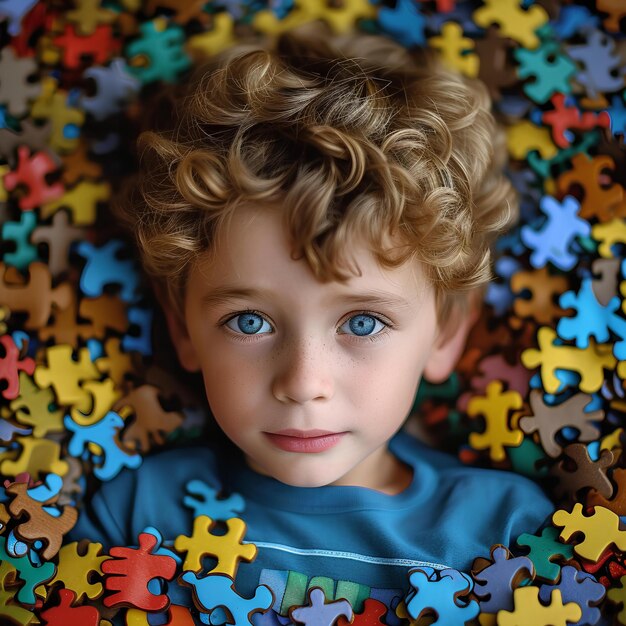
[{"left": 192, "top": 216, "right": 428, "bottom": 308}]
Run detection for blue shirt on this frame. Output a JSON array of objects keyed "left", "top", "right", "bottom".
[{"left": 69, "top": 427, "right": 554, "bottom": 619}]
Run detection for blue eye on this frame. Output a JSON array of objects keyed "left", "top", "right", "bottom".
[
  {"left": 225, "top": 312, "right": 272, "bottom": 335},
  {"left": 340, "top": 313, "right": 383, "bottom": 336}
]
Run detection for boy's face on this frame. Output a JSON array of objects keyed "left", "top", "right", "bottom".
[{"left": 164, "top": 203, "right": 470, "bottom": 492}]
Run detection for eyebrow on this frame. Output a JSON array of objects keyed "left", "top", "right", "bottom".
[{"left": 200, "top": 286, "right": 413, "bottom": 310}]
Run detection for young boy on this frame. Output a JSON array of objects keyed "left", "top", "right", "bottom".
[{"left": 70, "top": 22, "right": 554, "bottom": 617}]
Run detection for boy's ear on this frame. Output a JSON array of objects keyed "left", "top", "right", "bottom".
[
  {"left": 423, "top": 300, "right": 479, "bottom": 384},
  {"left": 151, "top": 280, "right": 201, "bottom": 373}
]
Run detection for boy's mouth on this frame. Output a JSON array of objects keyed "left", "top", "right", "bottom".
[{"left": 264, "top": 430, "right": 347, "bottom": 453}]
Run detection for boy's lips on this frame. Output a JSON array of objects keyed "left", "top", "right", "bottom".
[{"left": 264, "top": 430, "right": 348, "bottom": 453}]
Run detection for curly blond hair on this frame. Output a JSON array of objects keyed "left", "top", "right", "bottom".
[{"left": 114, "top": 21, "right": 518, "bottom": 328}]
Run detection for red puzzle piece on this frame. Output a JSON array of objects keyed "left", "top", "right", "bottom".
[
  {"left": 101, "top": 532, "right": 177, "bottom": 611},
  {"left": 336, "top": 598, "right": 388, "bottom": 626},
  {"left": 543, "top": 93, "right": 611, "bottom": 149},
  {"left": 0, "top": 334, "right": 35, "bottom": 400},
  {"left": 52, "top": 23, "right": 120, "bottom": 69},
  {"left": 3, "top": 145, "right": 64, "bottom": 211},
  {"left": 38, "top": 588, "right": 100, "bottom": 626}
]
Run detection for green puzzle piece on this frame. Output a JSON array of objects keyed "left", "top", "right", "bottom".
[
  {"left": 516, "top": 526, "right": 574, "bottom": 583},
  {"left": 0, "top": 535, "right": 56, "bottom": 605},
  {"left": 1, "top": 210, "right": 39, "bottom": 271}
]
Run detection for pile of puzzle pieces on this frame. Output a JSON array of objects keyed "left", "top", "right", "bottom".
[{"left": 0, "top": 0, "right": 625, "bottom": 624}]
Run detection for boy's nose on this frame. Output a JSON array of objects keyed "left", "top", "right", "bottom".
[{"left": 271, "top": 338, "right": 335, "bottom": 404}]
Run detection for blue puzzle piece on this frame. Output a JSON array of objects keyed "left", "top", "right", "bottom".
[
  {"left": 405, "top": 567, "right": 479, "bottom": 624},
  {"left": 608, "top": 94, "right": 626, "bottom": 137},
  {"left": 183, "top": 479, "right": 246, "bottom": 520},
  {"left": 1, "top": 210, "right": 39, "bottom": 271},
  {"left": 538, "top": 566, "right": 606, "bottom": 626},
  {"left": 122, "top": 306, "right": 154, "bottom": 356},
  {"left": 520, "top": 195, "right": 590, "bottom": 271},
  {"left": 558, "top": 277, "right": 626, "bottom": 358},
  {"left": 550, "top": 5, "right": 599, "bottom": 39},
  {"left": 181, "top": 572, "right": 274, "bottom": 626},
  {"left": 27, "top": 472, "right": 63, "bottom": 502},
  {"left": 75, "top": 239, "right": 141, "bottom": 303},
  {"left": 377, "top": 0, "right": 426, "bottom": 47},
  {"left": 82, "top": 57, "right": 141, "bottom": 121},
  {"left": 65, "top": 410, "right": 142, "bottom": 481},
  {"left": 0, "top": 0, "right": 38, "bottom": 36},
  {"left": 290, "top": 587, "right": 353, "bottom": 626},
  {"left": 567, "top": 28, "right": 626, "bottom": 99},
  {"left": 473, "top": 546, "right": 534, "bottom": 613}
]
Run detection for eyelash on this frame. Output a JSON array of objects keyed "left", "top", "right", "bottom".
[{"left": 218, "top": 309, "right": 394, "bottom": 344}]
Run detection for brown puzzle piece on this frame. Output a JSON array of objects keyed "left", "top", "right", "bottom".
[
  {"left": 0, "top": 263, "right": 72, "bottom": 330},
  {"left": 6, "top": 481, "right": 78, "bottom": 561},
  {"left": 519, "top": 390, "right": 603, "bottom": 458}
]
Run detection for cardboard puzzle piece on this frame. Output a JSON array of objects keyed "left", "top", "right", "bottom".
[
  {"left": 174, "top": 515, "right": 257, "bottom": 578},
  {"left": 0, "top": 334, "right": 35, "bottom": 400},
  {"left": 183, "top": 479, "right": 246, "bottom": 520},
  {"left": 538, "top": 565, "right": 606, "bottom": 626},
  {"left": 474, "top": 25, "right": 519, "bottom": 102},
  {"left": 521, "top": 326, "right": 617, "bottom": 395},
  {"left": 38, "top": 587, "right": 101, "bottom": 626},
  {"left": 497, "top": 587, "right": 581, "bottom": 626},
  {"left": 557, "top": 153, "right": 624, "bottom": 222},
  {"left": 101, "top": 530, "right": 177, "bottom": 611},
  {"left": 0, "top": 435, "right": 69, "bottom": 481},
  {"left": 472, "top": 545, "right": 534, "bottom": 613},
  {"left": 404, "top": 567, "right": 479, "bottom": 624},
  {"left": 180, "top": 571, "right": 274, "bottom": 626},
  {"left": 552, "top": 503, "right": 626, "bottom": 563},
  {"left": 48, "top": 540, "right": 110, "bottom": 603},
  {"left": 466, "top": 380, "right": 524, "bottom": 461},
  {"left": 6, "top": 480, "right": 78, "bottom": 560},
  {"left": 64, "top": 410, "right": 142, "bottom": 482},
  {"left": 550, "top": 443, "right": 616, "bottom": 502},
  {"left": 3, "top": 145, "right": 65, "bottom": 212},
  {"left": 125, "top": 604, "right": 196, "bottom": 626},
  {"left": 590, "top": 257, "right": 621, "bottom": 307},
  {"left": 596, "top": 0, "right": 626, "bottom": 32},
  {"left": 519, "top": 390, "right": 603, "bottom": 458},
  {"left": 472, "top": 0, "right": 548, "bottom": 48},
  {"left": 516, "top": 526, "right": 575, "bottom": 583},
  {"left": 520, "top": 195, "right": 591, "bottom": 271},
  {"left": 34, "top": 344, "right": 100, "bottom": 412},
  {"left": 0, "top": 262, "right": 72, "bottom": 330},
  {"left": 0, "top": 534, "right": 56, "bottom": 605},
  {"left": 113, "top": 384, "right": 183, "bottom": 453},
  {"left": 290, "top": 587, "right": 353, "bottom": 626},
  {"left": 9, "top": 372, "right": 64, "bottom": 437},
  {"left": 511, "top": 266, "right": 568, "bottom": 325}
]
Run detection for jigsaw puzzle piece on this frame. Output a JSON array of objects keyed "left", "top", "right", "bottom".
[{"left": 183, "top": 479, "right": 246, "bottom": 520}]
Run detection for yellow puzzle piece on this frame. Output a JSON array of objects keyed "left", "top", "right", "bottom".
[{"left": 497, "top": 587, "right": 581, "bottom": 626}]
